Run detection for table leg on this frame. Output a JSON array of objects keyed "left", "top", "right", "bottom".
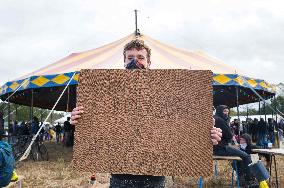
[
  {"left": 233, "top": 160, "right": 240, "bottom": 188},
  {"left": 199, "top": 176, "right": 203, "bottom": 188},
  {"left": 273, "top": 155, "right": 278, "bottom": 188},
  {"left": 214, "top": 160, "right": 218, "bottom": 177},
  {"left": 269, "top": 155, "right": 272, "bottom": 186},
  {"left": 231, "top": 162, "right": 234, "bottom": 188}
]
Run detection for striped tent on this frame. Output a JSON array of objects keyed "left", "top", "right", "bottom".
[{"left": 0, "top": 33, "right": 275, "bottom": 110}]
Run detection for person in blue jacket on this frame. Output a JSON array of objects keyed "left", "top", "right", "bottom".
[{"left": 0, "top": 135, "right": 15, "bottom": 187}]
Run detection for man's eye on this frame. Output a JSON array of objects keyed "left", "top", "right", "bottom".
[{"left": 138, "top": 57, "right": 145, "bottom": 59}]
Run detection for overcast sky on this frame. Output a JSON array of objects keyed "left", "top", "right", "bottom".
[{"left": 0, "top": 0, "right": 283, "bottom": 86}]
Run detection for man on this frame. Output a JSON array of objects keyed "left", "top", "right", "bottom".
[
  {"left": 55, "top": 123, "right": 62, "bottom": 143},
  {"left": 12, "top": 121, "right": 19, "bottom": 136},
  {"left": 63, "top": 117, "right": 72, "bottom": 147},
  {"left": 31, "top": 116, "right": 40, "bottom": 135},
  {"left": 258, "top": 118, "right": 267, "bottom": 146},
  {"left": 213, "top": 105, "right": 254, "bottom": 186},
  {"left": 267, "top": 118, "right": 275, "bottom": 144},
  {"left": 71, "top": 39, "right": 222, "bottom": 188}
]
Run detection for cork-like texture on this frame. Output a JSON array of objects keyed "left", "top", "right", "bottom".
[{"left": 73, "top": 69, "right": 213, "bottom": 177}]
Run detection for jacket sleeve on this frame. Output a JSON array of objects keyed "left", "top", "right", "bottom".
[{"left": 215, "top": 118, "right": 233, "bottom": 140}]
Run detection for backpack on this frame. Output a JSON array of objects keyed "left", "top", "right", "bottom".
[{"left": 0, "top": 141, "right": 15, "bottom": 187}]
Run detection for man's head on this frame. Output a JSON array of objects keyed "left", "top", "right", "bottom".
[
  {"left": 233, "top": 119, "right": 239, "bottom": 124},
  {"left": 240, "top": 133, "right": 252, "bottom": 146},
  {"left": 215, "top": 105, "right": 230, "bottom": 120},
  {"left": 123, "top": 39, "right": 151, "bottom": 69},
  {"left": 33, "top": 116, "right": 38, "bottom": 123}
]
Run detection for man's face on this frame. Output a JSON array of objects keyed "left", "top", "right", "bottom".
[
  {"left": 124, "top": 48, "right": 149, "bottom": 69},
  {"left": 240, "top": 137, "right": 246, "bottom": 144},
  {"left": 223, "top": 109, "right": 229, "bottom": 116}
]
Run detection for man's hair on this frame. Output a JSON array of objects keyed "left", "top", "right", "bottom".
[
  {"left": 123, "top": 39, "right": 151, "bottom": 65},
  {"left": 240, "top": 133, "right": 252, "bottom": 146}
]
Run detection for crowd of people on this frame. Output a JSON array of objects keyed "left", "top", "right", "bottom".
[
  {"left": 213, "top": 105, "right": 281, "bottom": 187},
  {"left": 1, "top": 115, "right": 75, "bottom": 147},
  {"left": 230, "top": 116, "right": 284, "bottom": 147},
  {"left": 0, "top": 112, "right": 75, "bottom": 186}
]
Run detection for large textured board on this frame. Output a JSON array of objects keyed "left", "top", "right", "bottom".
[{"left": 73, "top": 69, "right": 213, "bottom": 177}]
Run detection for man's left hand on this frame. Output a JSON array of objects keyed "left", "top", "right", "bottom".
[
  {"left": 211, "top": 127, "right": 222, "bottom": 145},
  {"left": 211, "top": 118, "right": 222, "bottom": 145}
]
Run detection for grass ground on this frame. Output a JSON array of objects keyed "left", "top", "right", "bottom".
[
  {"left": 14, "top": 142, "right": 284, "bottom": 187},
  {"left": 15, "top": 142, "right": 91, "bottom": 188}
]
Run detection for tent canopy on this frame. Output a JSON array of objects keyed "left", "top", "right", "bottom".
[
  {"left": 13, "top": 34, "right": 245, "bottom": 78},
  {"left": 0, "top": 33, "right": 275, "bottom": 110}
]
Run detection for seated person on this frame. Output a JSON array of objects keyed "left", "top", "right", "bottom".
[
  {"left": 213, "top": 105, "right": 255, "bottom": 186},
  {"left": 240, "top": 133, "right": 258, "bottom": 154},
  {"left": 239, "top": 133, "right": 270, "bottom": 171},
  {"left": 0, "top": 135, "right": 15, "bottom": 187}
]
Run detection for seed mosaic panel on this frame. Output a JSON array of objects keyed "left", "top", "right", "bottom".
[{"left": 73, "top": 69, "right": 213, "bottom": 177}]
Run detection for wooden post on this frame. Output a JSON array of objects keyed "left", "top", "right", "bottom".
[{"left": 30, "top": 89, "right": 34, "bottom": 122}]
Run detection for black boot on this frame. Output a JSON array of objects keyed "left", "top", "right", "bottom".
[{"left": 244, "top": 178, "right": 259, "bottom": 188}]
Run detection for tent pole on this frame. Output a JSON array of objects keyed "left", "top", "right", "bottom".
[
  {"left": 134, "top": 9, "right": 138, "bottom": 36},
  {"left": 50, "top": 110, "right": 53, "bottom": 125},
  {"left": 236, "top": 86, "right": 240, "bottom": 136},
  {"left": 246, "top": 104, "right": 249, "bottom": 119},
  {"left": 274, "top": 95, "right": 277, "bottom": 123},
  {"left": 40, "top": 109, "right": 43, "bottom": 123},
  {"left": 15, "top": 104, "right": 18, "bottom": 121},
  {"left": 264, "top": 100, "right": 267, "bottom": 122},
  {"left": 30, "top": 89, "right": 34, "bottom": 123},
  {"left": 8, "top": 99, "right": 11, "bottom": 137},
  {"left": 271, "top": 98, "right": 274, "bottom": 119},
  {"left": 259, "top": 99, "right": 261, "bottom": 118},
  {"left": 32, "top": 90, "right": 34, "bottom": 118},
  {"left": 66, "top": 86, "right": 70, "bottom": 112},
  {"left": 236, "top": 86, "right": 240, "bottom": 119}
]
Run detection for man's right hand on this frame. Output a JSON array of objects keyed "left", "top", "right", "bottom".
[{"left": 71, "top": 106, "right": 84, "bottom": 125}]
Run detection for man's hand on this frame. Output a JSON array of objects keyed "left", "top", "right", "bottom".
[
  {"left": 211, "top": 118, "right": 222, "bottom": 145},
  {"left": 211, "top": 127, "right": 222, "bottom": 145},
  {"left": 71, "top": 106, "right": 84, "bottom": 125}
]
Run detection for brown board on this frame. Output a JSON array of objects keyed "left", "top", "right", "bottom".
[{"left": 73, "top": 69, "right": 213, "bottom": 177}]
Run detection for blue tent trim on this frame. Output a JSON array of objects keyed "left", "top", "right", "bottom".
[{"left": 0, "top": 72, "right": 275, "bottom": 96}]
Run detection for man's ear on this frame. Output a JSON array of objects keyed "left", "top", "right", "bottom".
[{"left": 147, "top": 60, "right": 151, "bottom": 68}]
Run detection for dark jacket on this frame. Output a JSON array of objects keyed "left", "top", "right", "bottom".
[
  {"left": 55, "top": 124, "right": 62, "bottom": 133},
  {"left": 258, "top": 118, "right": 267, "bottom": 134},
  {"left": 213, "top": 105, "right": 233, "bottom": 147},
  {"left": 31, "top": 122, "right": 40, "bottom": 135},
  {"left": 63, "top": 121, "right": 72, "bottom": 132}
]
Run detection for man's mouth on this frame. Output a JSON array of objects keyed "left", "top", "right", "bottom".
[{"left": 126, "top": 59, "right": 145, "bottom": 69}]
